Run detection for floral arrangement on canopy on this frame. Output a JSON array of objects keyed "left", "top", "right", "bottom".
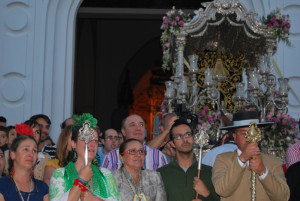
[
  {"left": 160, "top": 7, "right": 190, "bottom": 70},
  {"left": 261, "top": 8, "right": 291, "bottom": 47},
  {"left": 261, "top": 108, "right": 298, "bottom": 157},
  {"left": 196, "top": 106, "right": 222, "bottom": 144}
]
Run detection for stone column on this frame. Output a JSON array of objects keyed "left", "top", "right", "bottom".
[{"left": 0, "top": 0, "right": 82, "bottom": 142}]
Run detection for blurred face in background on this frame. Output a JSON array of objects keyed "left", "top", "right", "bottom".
[
  {"left": 7, "top": 128, "right": 17, "bottom": 148},
  {"left": 36, "top": 118, "right": 50, "bottom": 142},
  {"left": 31, "top": 124, "right": 41, "bottom": 144},
  {"left": 101, "top": 129, "right": 119, "bottom": 153},
  {"left": 0, "top": 131, "right": 7, "bottom": 147}
]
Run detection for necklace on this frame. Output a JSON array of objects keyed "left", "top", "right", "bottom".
[
  {"left": 12, "top": 176, "right": 33, "bottom": 201},
  {"left": 122, "top": 168, "right": 146, "bottom": 201}
]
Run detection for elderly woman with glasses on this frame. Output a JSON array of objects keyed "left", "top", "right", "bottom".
[{"left": 113, "top": 138, "right": 167, "bottom": 201}]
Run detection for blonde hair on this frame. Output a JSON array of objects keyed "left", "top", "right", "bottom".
[{"left": 56, "top": 125, "right": 72, "bottom": 167}]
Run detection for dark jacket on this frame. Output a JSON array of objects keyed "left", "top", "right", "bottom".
[{"left": 157, "top": 157, "right": 219, "bottom": 201}]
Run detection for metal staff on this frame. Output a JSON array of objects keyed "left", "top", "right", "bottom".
[
  {"left": 194, "top": 128, "right": 209, "bottom": 199},
  {"left": 78, "top": 121, "right": 95, "bottom": 166},
  {"left": 245, "top": 122, "right": 262, "bottom": 201}
]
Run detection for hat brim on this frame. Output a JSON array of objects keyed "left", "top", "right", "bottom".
[{"left": 220, "top": 121, "right": 274, "bottom": 130}]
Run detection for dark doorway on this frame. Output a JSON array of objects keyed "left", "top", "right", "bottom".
[{"left": 74, "top": 8, "right": 165, "bottom": 132}]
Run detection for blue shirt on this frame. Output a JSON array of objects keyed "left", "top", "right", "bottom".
[
  {"left": 202, "top": 144, "right": 237, "bottom": 167},
  {"left": 97, "top": 146, "right": 106, "bottom": 167},
  {"left": 0, "top": 176, "right": 49, "bottom": 200}
]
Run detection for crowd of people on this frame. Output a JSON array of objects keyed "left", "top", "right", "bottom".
[{"left": 0, "top": 110, "right": 298, "bottom": 201}]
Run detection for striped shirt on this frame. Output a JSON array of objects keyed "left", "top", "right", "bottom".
[
  {"left": 101, "top": 145, "right": 168, "bottom": 171},
  {"left": 286, "top": 141, "right": 300, "bottom": 169}
]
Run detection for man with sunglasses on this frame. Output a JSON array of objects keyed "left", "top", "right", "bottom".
[
  {"left": 157, "top": 119, "right": 219, "bottom": 201},
  {"left": 97, "top": 128, "right": 120, "bottom": 166}
]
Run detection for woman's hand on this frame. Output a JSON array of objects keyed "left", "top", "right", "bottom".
[{"left": 78, "top": 161, "right": 93, "bottom": 182}]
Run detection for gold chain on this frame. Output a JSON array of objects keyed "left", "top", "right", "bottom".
[{"left": 122, "top": 168, "right": 143, "bottom": 196}]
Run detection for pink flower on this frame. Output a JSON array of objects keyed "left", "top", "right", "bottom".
[
  {"left": 267, "top": 113, "right": 273, "bottom": 120},
  {"left": 178, "top": 20, "right": 184, "bottom": 27},
  {"left": 274, "top": 22, "right": 279, "bottom": 28},
  {"left": 171, "top": 20, "right": 177, "bottom": 26},
  {"left": 203, "top": 106, "right": 209, "bottom": 111},
  {"left": 276, "top": 112, "right": 282, "bottom": 119},
  {"left": 175, "top": 16, "right": 179, "bottom": 21},
  {"left": 282, "top": 119, "right": 287, "bottom": 125},
  {"left": 282, "top": 20, "right": 288, "bottom": 26},
  {"left": 271, "top": 124, "right": 277, "bottom": 129},
  {"left": 284, "top": 27, "right": 289, "bottom": 33},
  {"left": 162, "top": 99, "right": 167, "bottom": 104},
  {"left": 198, "top": 119, "right": 204, "bottom": 124},
  {"left": 286, "top": 23, "right": 291, "bottom": 29},
  {"left": 270, "top": 17, "right": 277, "bottom": 23},
  {"left": 201, "top": 111, "right": 206, "bottom": 117},
  {"left": 267, "top": 23, "right": 272, "bottom": 28},
  {"left": 162, "top": 23, "right": 168, "bottom": 30}
]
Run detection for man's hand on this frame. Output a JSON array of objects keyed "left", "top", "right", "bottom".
[
  {"left": 239, "top": 142, "right": 260, "bottom": 162},
  {"left": 162, "top": 141, "right": 176, "bottom": 158},
  {"left": 249, "top": 155, "right": 266, "bottom": 175},
  {"left": 193, "top": 177, "right": 210, "bottom": 198}
]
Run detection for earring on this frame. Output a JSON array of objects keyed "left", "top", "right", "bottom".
[
  {"left": 71, "top": 148, "right": 78, "bottom": 163},
  {"left": 92, "top": 153, "right": 100, "bottom": 167}
]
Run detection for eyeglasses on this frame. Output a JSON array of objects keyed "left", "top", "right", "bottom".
[
  {"left": 173, "top": 132, "right": 193, "bottom": 140},
  {"left": 120, "top": 149, "right": 147, "bottom": 155},
  {"left": 105, "top": 136, "right": 120, "bottom": 141}
]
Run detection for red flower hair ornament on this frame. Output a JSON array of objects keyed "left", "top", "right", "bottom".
[{"left": 15, "top": 123, "right": 34, "bottom": 137}]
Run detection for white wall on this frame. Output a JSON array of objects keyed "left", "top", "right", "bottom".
[
  {"left": 0, "top": 0, "right": 82, "bottom": 143},
  {"left": 0, "top": 0, "right": 299, "bottom": 143}
]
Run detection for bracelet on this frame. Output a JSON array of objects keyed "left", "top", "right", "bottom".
[
  {"left": 73, "top": 178, "right": 87, "bottom": 192},
  {"left": 78, "top": 177, "right": 88, "bottom": 184}
]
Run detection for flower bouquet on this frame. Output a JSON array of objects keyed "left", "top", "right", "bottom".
[
  {"left": 160, "top": 7, "right": 190, "bottom": 70},
  {"left": 261, "top": 8, "right": 291, "bottom": 46},
  {"left": 196, "top": 106, "right": 222, "bottom": 144},
  {"left": 261, "top": 108, "right": 298, "bottom": 160}
]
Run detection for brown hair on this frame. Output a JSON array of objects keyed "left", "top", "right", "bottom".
[{"left": 56, "top": 125, "right": 72, "bottom": 167}]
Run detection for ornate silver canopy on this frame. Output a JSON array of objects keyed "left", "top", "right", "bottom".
[{"left": 176, "top": 0, "right": 275, "bottom": 67}]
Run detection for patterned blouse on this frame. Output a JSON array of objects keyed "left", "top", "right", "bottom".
[
  {"left": 49, "top": 167, "right": 119, "bottom": 201},
  {"left": 113, "top": 167, "right": 167, "bottom": 201}
]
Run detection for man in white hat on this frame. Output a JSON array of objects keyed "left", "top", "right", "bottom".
[{"left": 212, "top": 111, "right": 289, "bottom": 201}]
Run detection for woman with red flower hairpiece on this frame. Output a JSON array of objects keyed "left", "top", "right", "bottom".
[
  {"left": 0, "top": 123, "right": 49, "bottom": 201},
  {"left": 3, "top": 121, "right": 51, "bottom": 180}
]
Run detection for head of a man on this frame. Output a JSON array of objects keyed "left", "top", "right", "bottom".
[
  {"left": 30, "top": 114, "right": 51, "bottom": 142},
  {"left": 0, "top": 126, "right": 8, "bottom": 147},
  {"left": 170, "top": 119, "right": 194, "bottom": 154},
  {"left": 233, "top": 127, "right": 250, "bottom": 151},
  {"left": 60, "top": 117, "right": 74, "bottom": 131},
  {"left": 160, "top": 113, "right": 177, "bottom": 131},
  {"left": 0, "top": 117, "right": 6, "bottom": 127},
  {"left": 121, "top": 114, "right": 145, "bottom": 142},
  {"left": 101, "top": 128, "right": 119, "bottom": 154},
  {"left": 222, "top": 111, "right": 271, "bottom": 151}
]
